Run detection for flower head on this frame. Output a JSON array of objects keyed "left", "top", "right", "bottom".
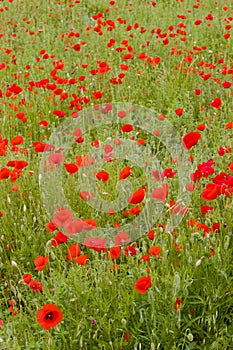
[
  {"left": 34, "top": 255, "right": 49, "bottom": 271},
  {"left": 135, "top": 275, "right": 151, "bottom": 294},
  {"left": 36, "top": 304, "right": 63, "bottom": 330}
]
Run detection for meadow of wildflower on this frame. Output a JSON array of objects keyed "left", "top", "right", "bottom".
[{"left": 0, "top": 0, "right": 233, "bottom": 349}]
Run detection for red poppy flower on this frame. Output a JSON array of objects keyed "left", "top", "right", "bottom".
[
  {"left": 67, "top": 243, "right": 81, "bottom": 260},
  {"left": 0, "top": 138, "right": 8, "bottom": 156},
  {"left": 136, "top": 138, "right": 146, "bottom": 145},
  {"left": 201, "top": 205, "right": 214, "bottom": 215},
  {"left": 38, "top": 120, "right": 49, "bottom": 127},
  {"left": 64, "top": 163, "right": 79, "bottom": 174},
  {"left": 163, "top": 168, "right": 177, "bottom": 178},
  {"left": 120, "top": 166, "right": 131, "bottom": 180},
  {"left": 228, "top": 161, "right": 233, "bottom": 172},
  {"left": 51, "top": 231, "right": 68, "bottom": 247},
  {"left": 196, "top": 223, "right": 210, "bottom": 237},
  {"left": 11, "top": 136, "right": 24, "bottom": 145},
  {"left": 135, "top": 275, "right": 151, "bottom": 294},
  {"left": 7, "top": 160, "right": 28, "bottom": 169},
  {"left": 206, "top": 13, "right": 214, "bottom": 20},
  {"left": 73, "top": 128, "right": 82, "bottom": 138},
  {"left": 23, "top": 273, "right": 32, "bottom": 284},
  {"left": 147, "top": 230, "right": 155, "bottom": 240},
  {"left": 36, "top": 304, "right": 63, "bottom": 330},
  {"left": 127, "top": 186, "right": 146, "bottom": 204},
  {"left": 122, "top": 53, "right": 133, "bottom": 60},
  {"left": 8, "top": 83, "right": 22, "bottom": 95},
  {"left": 10, "top": 168, "right": 22, "bottom": 183},
  {"left": 76, "top": 254, "right": 88, "bottom": 266},
  {"left": 46, "top": 221, "right": 58, "bottom": 232},
  {"left": 72, "top": 43, "right": 80, "bottom": 51},
  {"left": 103, "top": 144, "right": 113, "bottom": 154},
  {"left": 33, "top": 142, "right": 54, "bottom": 153},
  {"left": 124, "top": 244, "right": 137, "bottom": 257},
  {"left": 52, "top": 110, "right": 66, "bottom": 118},
  {"left": 222, "top": 81, "right": 231, "bottom": 88},
  {"left": 91, "top": 139, "right": 99, "bottom": 148},
  {"left": 210, "top": 97, "right": 222, "bottom": 109},
  {"left": 194, "top": 19, "right": 202, "bottom": 25},
  {"left": 109, "top": 246, "right": 121, "bottom": 259},
  {"left": 196, "top": 124, "right": 206, "bottom": 131},
  {"left": 29, "top": 280, "right": 43, "bottom": 292},
  {"left": 0, "top": 168, "right": 11, "bottom": 180},
  {"left": 182, "top": 131, "right": 201, "bottom": 150},
  {"left": 225, "top": 120, "right": 233, "bottom": 132},
  {"left": 174, "top": 108, "right": 184, "bottom": 116},
  {"left": 128, "top": 205, "right": 142, "bottom": 216},
  {"left": 169, "top": 200, "right": 181, "bottom": 215},
  {"left": 121, "top": 124, "right": 133, "bottom": 132},
  {"left": 95, "top": 171, "right": 109, "bottom": 182},
  {"left": 152, "top": 170, "right": 163, "bottom": 181},
  {"left": 223, "top": 33, "right": 230, "bottom": 39},
  {"left": 194, "top": 89, "right": 201, "bottom": 95},
  {"left": 174, "top": 298, "right": 182, "bottom": 311},
  {"left": 34, "top": 255, "right": 49, "bottom": 271},
  {"left": 201, "top": 183, "right": 221, "bottom": 201},
  {"left": 212, "top": 222, "right": 220, "bottom": 233},
  {"left": 92, "top": 91, "right": 103, "bottom": 100},
  {"left": 149, "top": 246, "right": 161, "bottom": 257},
  {"left": 141, "top": 254, "right": 150, "bottom": 262}
]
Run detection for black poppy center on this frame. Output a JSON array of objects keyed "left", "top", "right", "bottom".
[{"left": 45, "top": 312, "right": 53, "bottom": 320}]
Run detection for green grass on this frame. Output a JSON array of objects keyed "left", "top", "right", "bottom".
[{"left": 1, "top": 0, "right": 233, "bottom": 348}]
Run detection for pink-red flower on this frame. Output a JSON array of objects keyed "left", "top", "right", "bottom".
[
  {"left": 150, "top": 184, "right": 168, "bottom": 202},
  {"left": 52, "top": 208, "right": 73, "bottom": 227},
  {"left": 83, "top": 237, "right": 107, "bottom": 252},
  {"left": 114, "top": 232, "right": 131, "bottom": 246}
]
